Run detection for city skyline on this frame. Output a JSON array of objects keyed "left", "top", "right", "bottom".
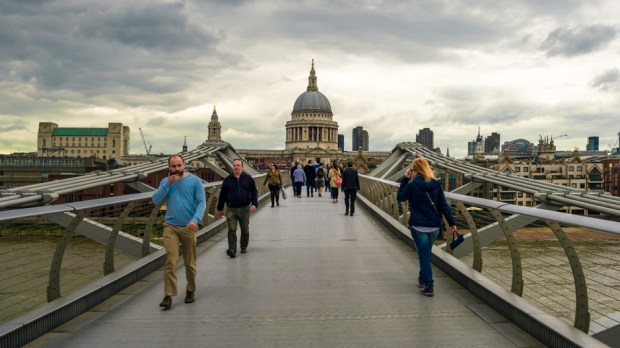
[{"left": 1, "top": 1, "right": 620, "bottom": 158}]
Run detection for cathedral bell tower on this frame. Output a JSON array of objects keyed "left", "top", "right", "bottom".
[{"left": 207, "top": 106, "right": 221, "bottom": 142}]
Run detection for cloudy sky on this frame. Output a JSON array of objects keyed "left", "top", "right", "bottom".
[{"left": 1, "top": 0, "right": 619, "bottom": 158}]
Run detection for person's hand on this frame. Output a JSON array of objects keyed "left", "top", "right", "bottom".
[
  {"left": 215, "top": 210, "right": 223, "bottom": 219},
  {"left": 404, "top": 168, "right": 412, "bottom": 179},
  {"left": 167, "top": 172, "right": 182, "bottom": 184},
  {"left": 186, "top": 221, "right": 197, "bottom": 231},
  {"left": 250, "top": 205, "right": 257, "bottom": 213},
  {"left": 450, "top": 225, "right": 458, "bottom": 235}
]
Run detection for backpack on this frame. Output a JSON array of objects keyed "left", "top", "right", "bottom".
[{"left": 316, "top": 168, "right": 324, "bottom": 178}]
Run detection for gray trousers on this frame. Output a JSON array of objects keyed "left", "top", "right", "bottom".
[{"left": 226, "top": 206, "right": 250, "bottom": 251}]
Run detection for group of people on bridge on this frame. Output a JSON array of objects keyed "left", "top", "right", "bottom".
[{"left": 152, "top": 154, "right": 457, "bottom": 309}]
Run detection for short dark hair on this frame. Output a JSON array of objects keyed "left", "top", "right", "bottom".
[
  {"left": 168, "top": 154, "right": 185, "bottom": 166},
  {"left": 348, "top": 161, "right": 353, "bottom": 167},
  {"left": 233, "top": 158, "right": 243, "bottom": 166}
]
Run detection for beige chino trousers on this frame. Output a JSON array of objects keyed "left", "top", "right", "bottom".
[{"left": 163, "top": 224, "right": 197, "bottom": 297}]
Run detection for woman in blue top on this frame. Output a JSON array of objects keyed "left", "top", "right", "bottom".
[{"left": 397, "top": 157, "right": 458, "bottom": 297}]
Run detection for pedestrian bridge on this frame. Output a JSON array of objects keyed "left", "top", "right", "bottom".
[{"left": 1, "top": 143, "right": 620, "bottom": 347}]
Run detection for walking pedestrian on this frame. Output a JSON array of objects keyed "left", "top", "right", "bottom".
[
  {"left": 216, "top": 159, "right": 258, "bottom": 258},
  {"left": 262, "top": 163, "right": 283, "bottom": 207},
  {"left": 397, "top": 157, "right": 458, "bottom": 297},
  {"left": 292, "top": 163, "right": 306, "bottom": 198},
  {"left": 328, "top": 161, "right": 341, "bottom": 203},
  {"left": 341, "top": 161, "right": 360, "bottom": 216},
  {"left": 304, "top": 160, "right": 316, "bottom": 197},
  {"left": 152, "top": 155, "right": 206, "bottom": 309},
  {"left": 315, "top": 163, "right": 326, "bottom": 197}
]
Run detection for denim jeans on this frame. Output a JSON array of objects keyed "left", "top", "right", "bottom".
[{"left": 410, "top": 227, "right": 439, "bottom": 289}]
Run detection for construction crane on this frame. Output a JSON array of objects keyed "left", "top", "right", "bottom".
[
  {"left": 554, "top": 133, "right": 568, "bottom": 139},
  {"left": 139, "top": 128, "right": 152, "bottom": 155}
]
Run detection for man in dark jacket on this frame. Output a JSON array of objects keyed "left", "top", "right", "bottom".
[
  {"left": 303, "top": 160, "right": 317, "bottom": 197},
  {"left": 216, "top": 159, "right": 258, "bottom": 258},
  {"left": 341, "top": 161, "right": 360, "bottom": 216}
]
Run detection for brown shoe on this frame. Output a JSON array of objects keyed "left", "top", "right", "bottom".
[
  {"left": 184, "top": 291, "right": 194, "bottom": 303},
  {"left": 159, "top": 296, "right": 172, "bottom": 309},
  {"left": 240, "top": 248, "right": 247, "bottom": 254}
]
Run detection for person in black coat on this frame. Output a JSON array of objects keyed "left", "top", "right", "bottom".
[
  {"left": 216, "top": 159, "right": 258, "bottom": 258},
  {"left": 341, "top": 161, "right": 360, "bottom": 216},
  {"left": 303, "top": 160, "right": 317, "bottom": 197}
]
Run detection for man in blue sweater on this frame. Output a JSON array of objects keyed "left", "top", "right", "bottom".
[
  {"left": 152, "top": 155, "right": 206, "bottom": 309},
  {"left": 216, "top": 159, "right": 258, "bottom": 258}
]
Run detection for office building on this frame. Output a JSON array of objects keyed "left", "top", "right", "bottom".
[
  {"left": 587, "top": 136, "right": 599, "bottom": 151},
  {"left": 338, "top": 134, "right": 344, "bottom": 151},
  {"left": 485, "top": 132, "right": 500, "bottom": 155},
  {"left": 352, "top": 126, "right": 369, "bottom": 151},
  {"left": 416, "top": 128, "right": 434, "bottom": 149}
]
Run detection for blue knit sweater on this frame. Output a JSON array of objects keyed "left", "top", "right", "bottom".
[{"left": 152, "top": 173, "right": 206, "bottom": 227}]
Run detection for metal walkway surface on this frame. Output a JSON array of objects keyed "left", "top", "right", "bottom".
[{"left": 27, "top": 187, "right": 542, "bottom": 347}]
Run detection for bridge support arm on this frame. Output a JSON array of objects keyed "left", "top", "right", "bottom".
[{"left": 48, "top": 210, "right": 88, "bottom": 302}]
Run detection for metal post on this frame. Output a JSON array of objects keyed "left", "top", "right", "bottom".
[{"left": 104, "top": 201, "right": 136, "bottom": 275}]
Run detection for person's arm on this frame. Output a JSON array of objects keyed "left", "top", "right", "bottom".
[
  {"left": 191, "top": 180, "right": 207, "bottom": 224},
  {"left": 215, "top": 179, "right": 228, "bottom": 218},
  {"left": 152, "top": 178, "right": 169, "bottom": 205},
  {"left": 278, "top": 172, "right": 283, "bottom": 186},
  {"left": 437, "top": 187, "right": 457, "bottom": 233},
  {"left": 262, "top": 174, "right": 269, "bottom": 186},
  {"left": 355, "top": 172, "right": 360, "bottom": 190},
  {"left": 249, "top": 177, "right": 258, "bottom": 212},
  {"left": 396, "top": 177, "right": 411, "bottom": 202}
]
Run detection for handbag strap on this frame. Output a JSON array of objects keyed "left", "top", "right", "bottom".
[{"left": 425, "top": 191, "right": 447, "bottom": 234}]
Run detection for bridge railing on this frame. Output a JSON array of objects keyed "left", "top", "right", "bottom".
[
  {"left": 0, "top": 172, "right": 290, "bottom": 347},
  {"left": 358, "top": 174, "right": 620, "bottom": 343}
]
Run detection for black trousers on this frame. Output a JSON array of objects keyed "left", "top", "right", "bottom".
[
  {"left": 344, "top": 188, "right": 357, "bottom": 214},
  {"left": 294, "top": 182, "right": 303, "bottom": 197},
  {"left": 306, "top": 180, "right": 315, "bottom": 196},
  {"left": 268, "top": 184, "right": 280, "bottom": 206}
]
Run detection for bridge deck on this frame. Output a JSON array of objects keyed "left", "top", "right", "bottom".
[{"left": 27, "top": 188, "right": 542, "bottom": 347}]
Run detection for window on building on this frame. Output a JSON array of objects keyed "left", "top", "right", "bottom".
[
  {"left": 523, "top": 167, "right": 529, "bottom": 172},
  {"left": 577, "top": 166, "right": 583, "bottom": 171},
  {"left": 569, "top": 166, "right": 574, "bottom": 171},
  {"left": 515, "top": 167, "right": 521, "bottom": 172}
]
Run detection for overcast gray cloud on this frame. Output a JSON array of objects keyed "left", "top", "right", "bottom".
[
  {"left": 590, "top": 68, "right": 620, "bottom": 91},
  {"left": 1, "top": 0, "right": 620, "bottom": 158},
  {"left": 541, "top": 24, "right": 617, "bottom": 57}
]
